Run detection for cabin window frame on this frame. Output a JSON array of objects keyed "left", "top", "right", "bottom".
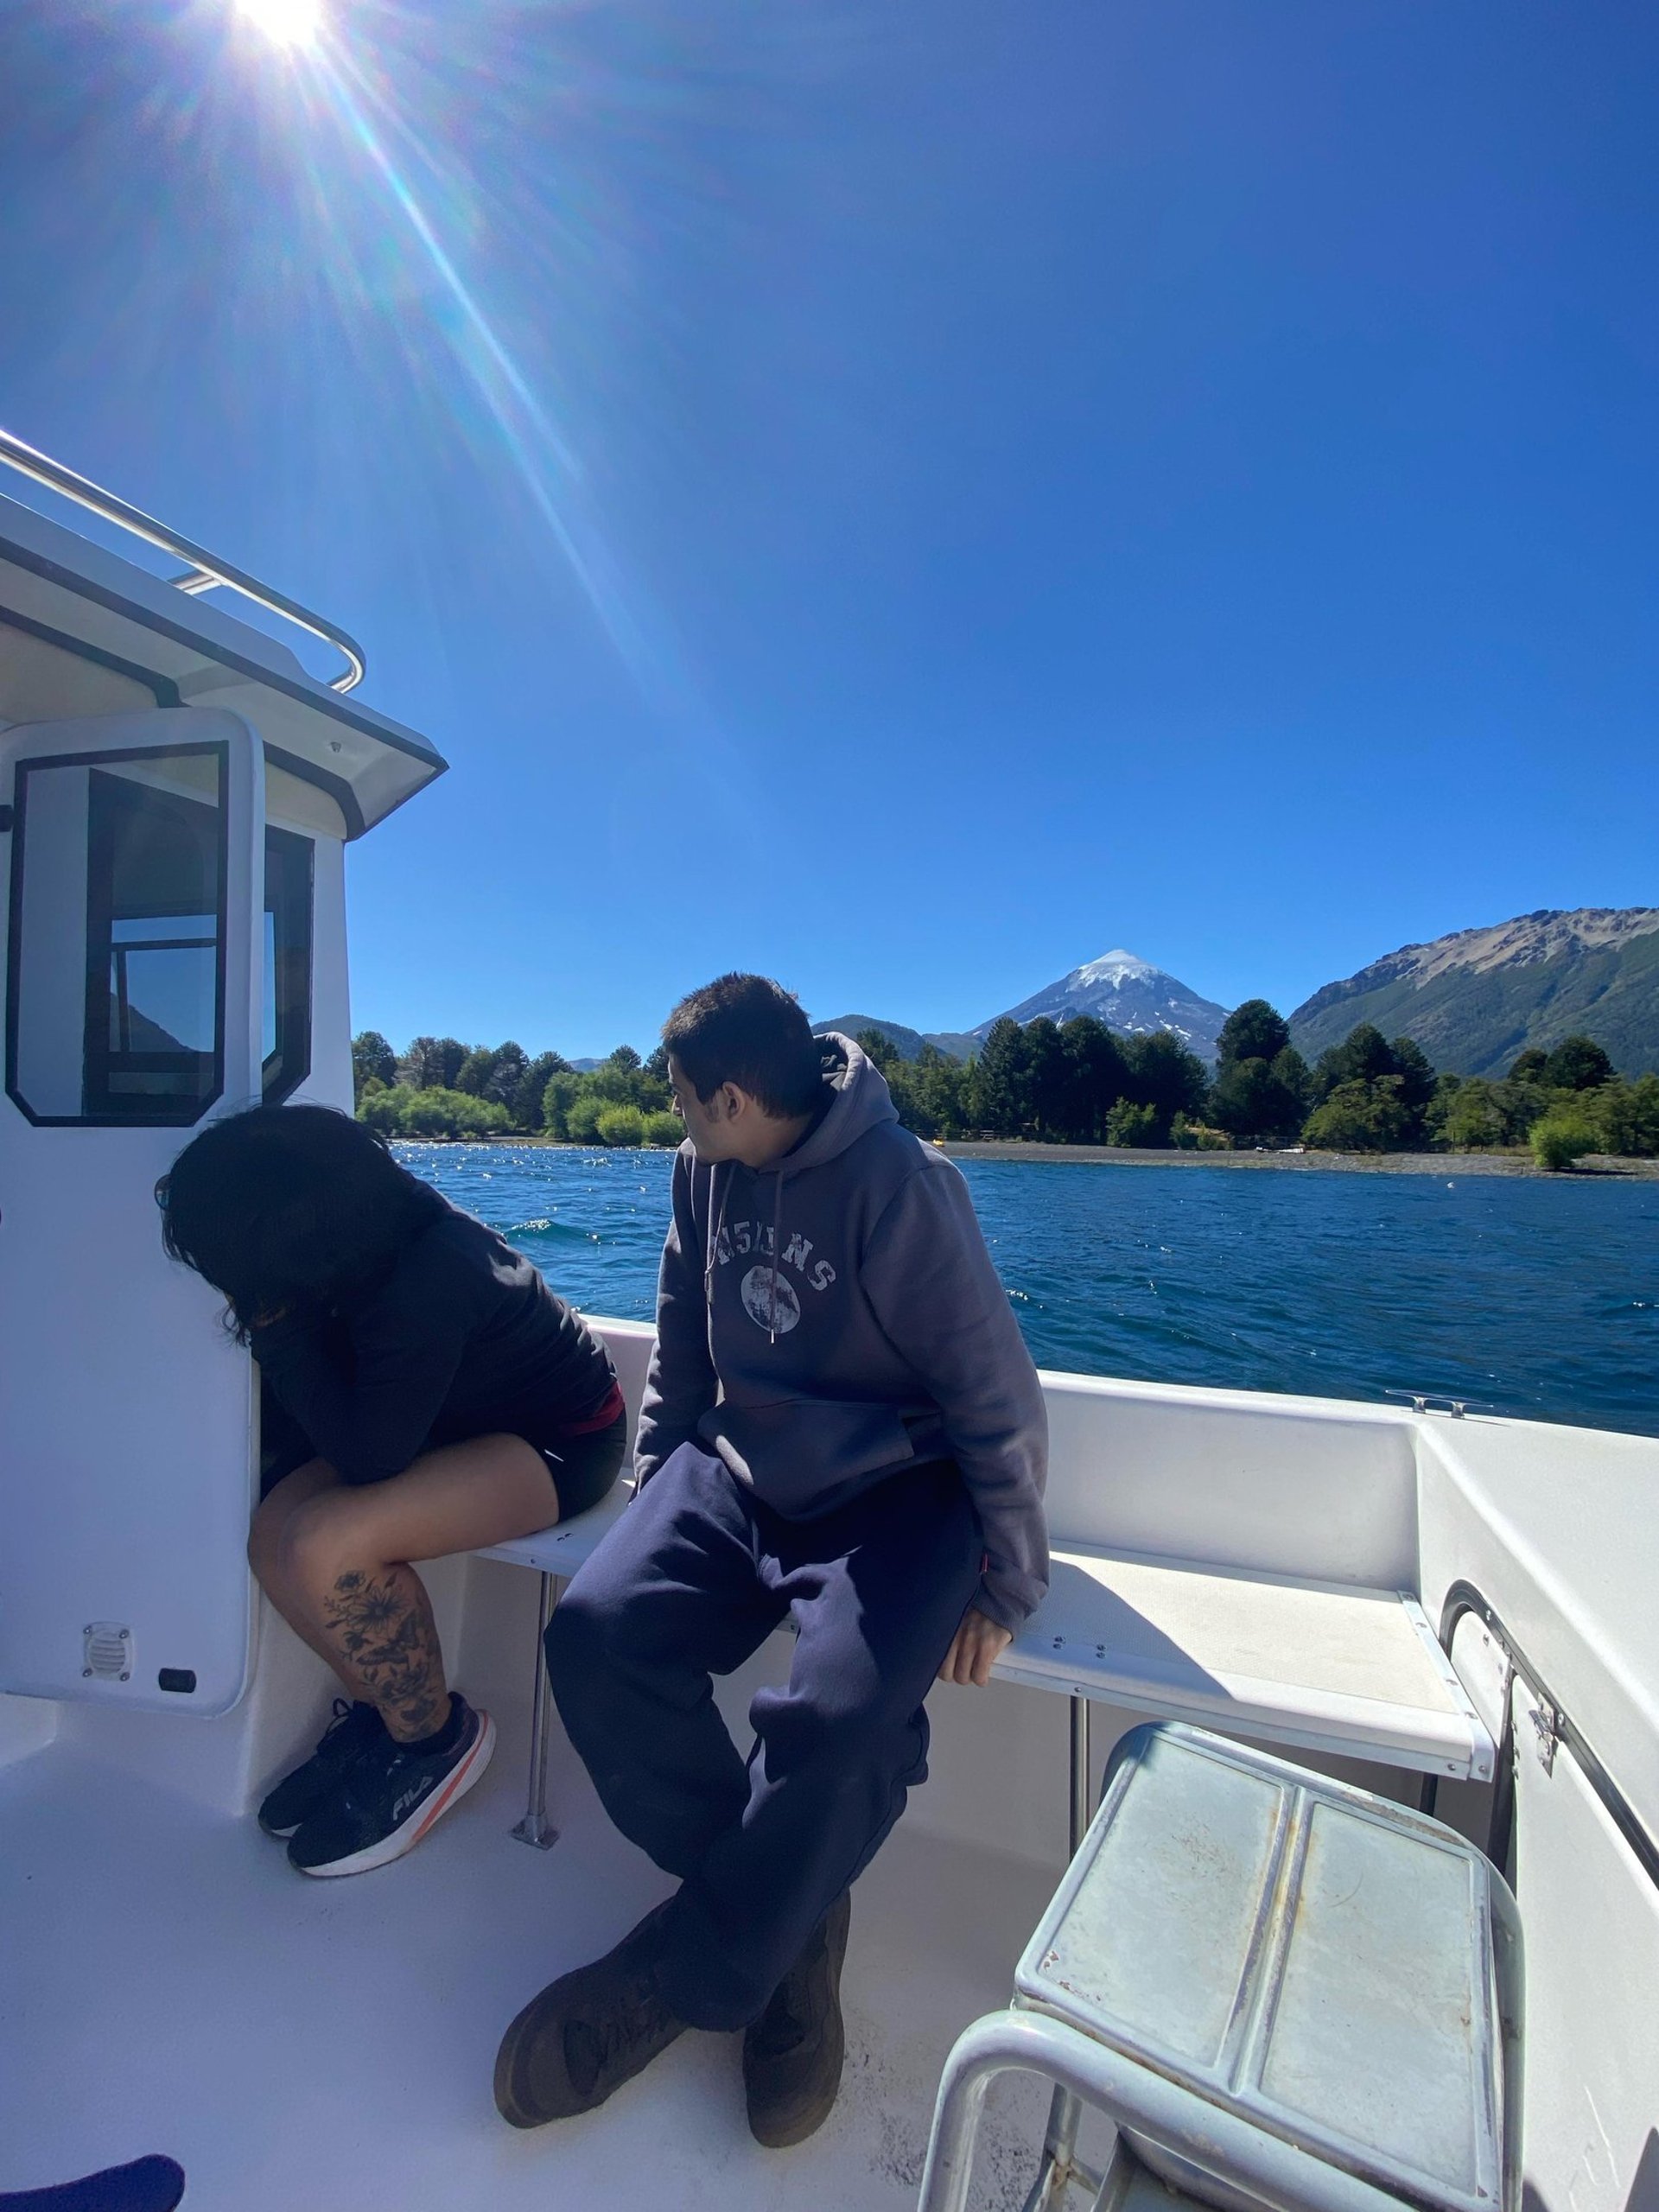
[
  {"left": 261, "top": 822, "right": 313, "bottom": 1104},
  {"left": 4, "top": 740, "right": 230, "bottom": 1129}
]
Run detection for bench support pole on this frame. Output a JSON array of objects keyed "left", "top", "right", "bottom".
[
  {"left": 511, "top": 1571, "right": 563, "bottom": 1850},
  {"left": 1020, "top": 1695, "right": 1096, "bottom": 2209},
  {"left": 1069, "top": 1694, "right": 1092, "bottom": 1859}
]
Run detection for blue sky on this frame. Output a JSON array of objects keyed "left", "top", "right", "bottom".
[{"left": 2, "top": 1, "right": 1655, "bottom": 1058}]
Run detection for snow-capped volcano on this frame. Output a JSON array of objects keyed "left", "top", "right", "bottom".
[
  {"left": 1071, "top": 950, "right": 1166, "bottom": 991},
  {"left": 973, "top": 949, "right": 1230, "bottom": 1062}
]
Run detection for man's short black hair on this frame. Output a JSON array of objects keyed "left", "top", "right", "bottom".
[{"left": 663, "top": 974, "right": 824, "bottom": 1117}]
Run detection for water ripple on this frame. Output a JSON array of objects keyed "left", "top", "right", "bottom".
[{"left": 399, "top": 1147, "right": 1659, "bottom": 1440}]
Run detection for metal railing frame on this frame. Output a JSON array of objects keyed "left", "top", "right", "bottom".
[{"left": 0, "top": 428, "right": 365, "bottom": 694}]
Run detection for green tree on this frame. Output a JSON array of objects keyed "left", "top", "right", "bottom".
[
  {"left": 403, "top": 1035, "right": 467, "bottom": 1090},
  {"left": 1531, "top": 1104, "right": 1603, "bottom": 1170},
  {"left": 1303, "top": 1024, "right": 1436, "bottom": 1149},
  {"left": 1311, "top": 1022, "right": 1395, "bottom": 1103},
  {"left": 1388, "top": 1038, "right": 1436, "bottom": 1133},
  {"left": 1428, "top": 1076, "right": 1507, "bottom": 1150},
  {"left": 1492, "top": 1077, "right": 1552, "bottom": 1143},
  {"left": 510, "top": 1051, "right": 565, "bottom": 1130},
  {"left": 884, "top": 1058, "right": 934, "bottom": 1138},
  {"left": 974, "top": 1019, "right": 1029, "bottom": 1138},
  {"left": 594, "top": 1103, "right": 649, "bottom": 1147},
  {"left": 358, "top": 1087, "right": 404, "bottom": 1135},
  {"left": 1216, "top": 1000, "right": 1291, "bottom": 1068},
  {"left": 911, "top": 1044, "right": 972, "bottom": 1139},
  {"left": 378, "top": 1087, "right": 512, "bottom": 1139},
  {"left": 1303, "top": 1077, "right": 1411, "bottom": 1152},
  {"left": 1210, "top": 996, "right": 1309, "bottom": 1147},
  {"left": 454, "top": 1046, "right": 492, "bottom": 1096},
  {"left": 1023, "top": 1019, "right": 1070, "bottom": 1139},
  {"left": 1057, "top": 1017, "right": 1127, "bottom": 1143},
  {"left": 565, "top": 1092, "right": 606, "bottom": 1143},
  {"left": 540, "top": 1069, "right": 582, "bottom": 1139},
  {"left": 1542, "top": 1035, "right": 1616, "bottom": 1091},
  {"left": 855, "top": 1027, "right": 902, "bottom": 1073},
  {"left": 1591, "top": 1074, "right": 1659, "bottom": 1157},
  {"left": 1508, "top": 1047, "right": 1550, "bottom": 1084},
  {"left": 351, "top": 1029, "right": 397, "bottom": 1103},
  {"left": 484, "top": 1042, "right": 531, "bottom": 1109},
  {"left": 1271, "top": 1046, "right": 1313, "bottom": 1115},
  {"left": 1121, "top": 1031, "right": 1208, "bottom": 1140},
  {"left": 1211, "top": 1053, "right": 1306, "bottom": 1146},
  {"left": 1105, "top": 1100, "right": 1160, "bottom": 1147},
  {"left": 642, "top": 1110, "right": 685, "bottom": 1147},
  {"left": 454, "top": 1042, "right": 532, "bottom": 1109},
  {"left": 584, "top": 1047, "right": 668, "bottom": 1112}
]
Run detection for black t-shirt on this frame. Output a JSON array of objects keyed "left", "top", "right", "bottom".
[{"left": 251, "top": 1202, "right": 615, "bottom": 1487}]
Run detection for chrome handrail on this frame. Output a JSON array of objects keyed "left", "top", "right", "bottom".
[{"left": 0, "top": 426, "right": 365, "bottom": 693}]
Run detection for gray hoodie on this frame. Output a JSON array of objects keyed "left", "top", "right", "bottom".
[{"left": 634, "top": 1035, "right": 1050, "bottom": 1630}]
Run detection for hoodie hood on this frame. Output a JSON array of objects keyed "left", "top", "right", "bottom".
[{"left": 776, "top": 1033, "right": 898, "bottom": 1177}]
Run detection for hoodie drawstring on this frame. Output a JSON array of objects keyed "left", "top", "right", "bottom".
[
  {"left": 703, "top": 1161, "right": 731, "bottom": 1351},
  {"left": 768, "top": 1169, "right": 784, "bottom": 1344}
]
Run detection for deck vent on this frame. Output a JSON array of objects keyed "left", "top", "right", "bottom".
[{"left": 82, "top": 1623, "right": 131, "bottom": 1682}]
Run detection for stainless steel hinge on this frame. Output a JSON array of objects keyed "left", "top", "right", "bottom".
[{"left": 1529, "top": 1697, "right": 1561, "bottom": 1775}]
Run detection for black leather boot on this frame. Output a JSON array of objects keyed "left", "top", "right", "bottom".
[{"left": 742, "top": 1891, "right": 852, "bottom": 2148}]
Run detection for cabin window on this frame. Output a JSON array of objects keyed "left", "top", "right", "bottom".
[
  {"left": 262, "top": 824, "right": 312, "bottom": 1103},
  {"left": 6, "top": 745, "right": 226, "bottom": 1126}
]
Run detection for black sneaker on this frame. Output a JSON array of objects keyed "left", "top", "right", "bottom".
[
  {"left": 494, "top": 1900, "right": 685, "bottom": 2127},
  {"left": 287, "top": 1695, "right": 494, "bottom": 1878},
  {"left": 257, "top": 1700, "right": 385, "bottom": 1838},
  {"left": 743, "top": 1891, "right": 852, "bottom": 2148}
]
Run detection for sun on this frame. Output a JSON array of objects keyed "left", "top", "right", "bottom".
[{"left": 235, "top": 0, "right": 323, "bottom": 49}]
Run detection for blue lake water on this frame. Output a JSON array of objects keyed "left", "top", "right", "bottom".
[{"left": 398, "top": 1145, "right": 1659, "bottom": 1440}]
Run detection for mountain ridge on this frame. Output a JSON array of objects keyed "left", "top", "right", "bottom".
[
  {"left": 1289, "top": 907, "right": 1659, "bottom": 1077},
  {"left": 816, "top": 907, "right": 1659, "bottom": 1077},
  {"left": 812, "top": 1015, "right": 981, "bottom": 1063}
]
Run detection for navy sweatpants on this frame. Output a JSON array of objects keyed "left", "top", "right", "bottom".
[{"left": 545, "top": 1442, "right": 984, "bottom": 2031}]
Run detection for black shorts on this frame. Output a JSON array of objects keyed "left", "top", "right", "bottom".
[
  {"left": 257, "top": 1376, "right": 628, "bottom": 1516},
  {"left": 532, "top": 1406, "right": 628, "bottom": 1521}
]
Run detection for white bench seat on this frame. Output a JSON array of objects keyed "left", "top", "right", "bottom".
[
  {"left": 477, "top": 1502, "right": 1495, "bottom": 1857},
  {"left": 999, "top": 1544, "right": 1495, "bottom": 1783},
  {"left": 478, "top": 1482, "right": 635, "bottom": 1580}
]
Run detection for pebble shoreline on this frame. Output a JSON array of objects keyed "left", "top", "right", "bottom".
[{"left": 936, "top": 1141, "right": 1659, "bottom": 1179}]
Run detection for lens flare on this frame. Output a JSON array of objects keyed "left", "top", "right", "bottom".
[{"left": 236, "top": 0, "right": 322, "bottom": 49}]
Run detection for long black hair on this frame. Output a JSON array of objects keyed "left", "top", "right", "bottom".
[{"left": 158, "top": 1103, "right": 442, "bottom": 1340}]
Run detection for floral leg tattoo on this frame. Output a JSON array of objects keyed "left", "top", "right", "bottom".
[{"left": 321, "top": 1567, "right": 448, "bottom": 1741}]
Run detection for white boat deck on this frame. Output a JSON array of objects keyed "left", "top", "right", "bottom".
[
  {"left": 4, "top": 457, "right": 1659, "bottom": 2212},
  {"left": 0, "top": 1727, "right": 1061, "bottom": 2210}
]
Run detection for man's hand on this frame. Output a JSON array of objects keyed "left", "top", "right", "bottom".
[{"left": 938, "top": 1606, "right": 1013, "bottom": 1688}]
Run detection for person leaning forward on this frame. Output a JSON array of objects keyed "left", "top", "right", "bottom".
[{"left": 493, "top": 973, "right": 1050, "bottom": 2148}]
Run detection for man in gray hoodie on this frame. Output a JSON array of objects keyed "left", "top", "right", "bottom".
[{"left": 493, "top": 975, "right": 1049, "bottom": 2146}]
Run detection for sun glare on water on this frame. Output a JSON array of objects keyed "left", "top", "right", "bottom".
[{"left": 236, "top": 0, "right": 322, "bottom": 48}]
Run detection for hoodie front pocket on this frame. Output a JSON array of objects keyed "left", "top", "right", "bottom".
[{"left": 697, "top": 1397, "right": 916, "bottom": 1512}]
